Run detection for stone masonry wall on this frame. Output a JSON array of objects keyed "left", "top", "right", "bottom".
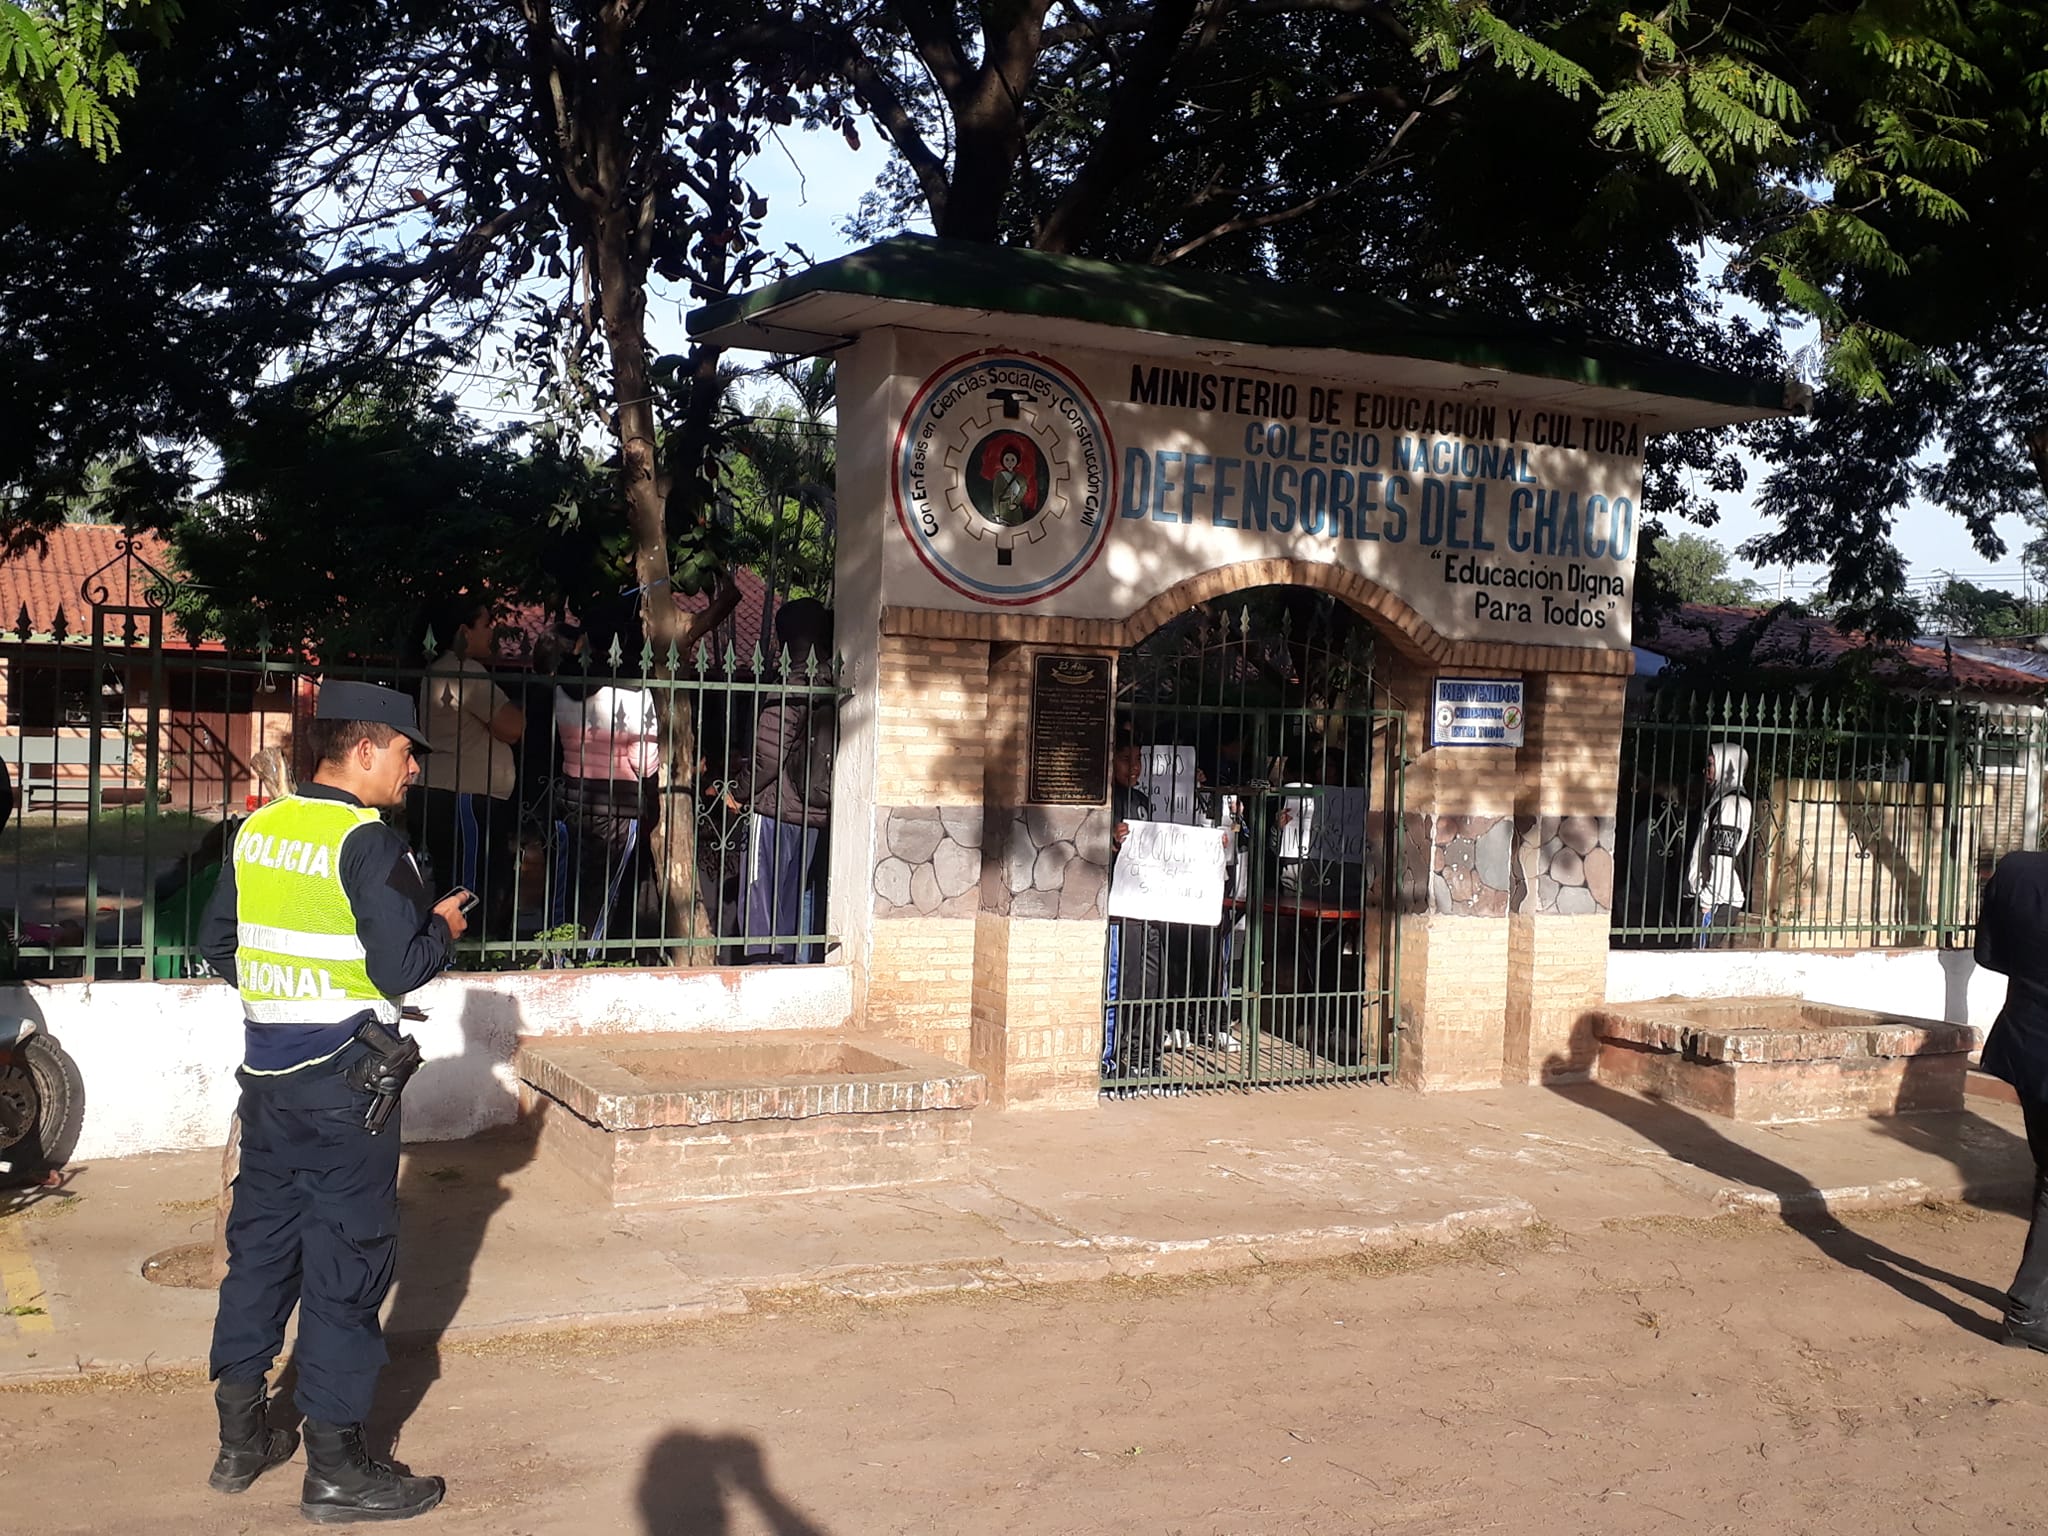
[
  {"left": 873, "top": 806, "right": 983, "bottom": 919},
  {"left": 1512, "top": 815, "right": 1618, "bottom": 916},
  {"left": 978, "top": 805, "right": 1114, "bottom": 921}
]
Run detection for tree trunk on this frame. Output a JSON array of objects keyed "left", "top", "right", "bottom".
[
  {"left": 938, "top": 8, "right": 1052, "bottom": 241},
  {"left": 592, "top": 223, "right": 716, "bottom": 963}
]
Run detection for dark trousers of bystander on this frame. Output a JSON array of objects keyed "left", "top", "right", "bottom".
[
  {"left": 408, "top": 787, "right": 516, "bottom": 939},
  {"left": 1105, "top": 918, "right": 1166, "bottom": 1079},
  {"left": 744, "top": 814, "right": 823, "bottom": 964},
  {"left": 2010, "top": 1099, "right": 2048, "bottom": 1330}
]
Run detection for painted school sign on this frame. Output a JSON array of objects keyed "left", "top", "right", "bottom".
[{"left": 882, "top": 334, "right": 1644, "bottom": 648}]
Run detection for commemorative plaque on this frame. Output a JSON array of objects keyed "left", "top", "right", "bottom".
[{"left": 1027, "top": 654, "right": 1112, "bottom": 805}]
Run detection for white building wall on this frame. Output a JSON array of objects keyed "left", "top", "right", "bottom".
[
  {"left": 14, "top": 965, "right": 852, "bottom": 1162},
  {"left": 1605, "top": 947, "right": 2006, "bottom": 1037}
]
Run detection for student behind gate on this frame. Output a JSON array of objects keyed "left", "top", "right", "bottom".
[
  {"left": 555, "top": 614, "right": 664, "bottom": 948},
  {"left": 1105, "top": 737, "right": 1166, "bottom": 1084},
  {"left": 198, "top": 680, "right": 469, "bottom": 1523},
  {"left": 412, "top": 592, "right": 525, "bottom": 938},
  {"left": 737, "top": 599, "right": 836, "bottom": 963}
]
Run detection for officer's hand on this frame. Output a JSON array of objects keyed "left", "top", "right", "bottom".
[{"left": 432, "top": 893, "right": 471, "bottom": 941}]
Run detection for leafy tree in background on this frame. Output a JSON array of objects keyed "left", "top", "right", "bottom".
[
  {"left": 0, "top": 0, "right": 412, "bottom": 543},
  {"left": 716, "top": 357, "right": 836, "bottom": 630},
  {"left": 0, "top": 0, "right": 174, "bottom": 156},
  {"left": 1916, "top": 577, "right": 2032, "bottom": 639},
  {"left": 8, "top": 0, "right": 2046, "bottom": 659},
  {"left": 1727, "top": 0, "right": 2048, "bottom": 632},
  {"left": 168, "top": 368, "right": 596, "bottom": 662},
  {"left": 1646, "top": 532, "right": 1765, "bottom": 607}
]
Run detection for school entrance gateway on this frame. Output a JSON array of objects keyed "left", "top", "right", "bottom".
[{"left": 690, "top": 236, "right": 1796, "bottom": 1107}]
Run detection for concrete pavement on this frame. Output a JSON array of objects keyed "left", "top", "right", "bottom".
[{"left": 0, "top": 1078, "right": 2035, "bottom": 1386}]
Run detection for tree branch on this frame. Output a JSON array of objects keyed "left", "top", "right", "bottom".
[
  {"left": 830, "top": 31, "right": 951, "bottom": 226},
  {"left": 1041, "top": 0, "right": 1411, "bottom": 48},
  {"left": 1155, "top": 110, "right": 1421, "bottom": 263},
  {"left": 888, "top": 0, "right": 974, "bottom": 103},
  {"left": 1037, "top": 0, "right": 1204, "bottom": 252},
  {"left": 307, "top": 195, "right": 548, "bottom": 294}
]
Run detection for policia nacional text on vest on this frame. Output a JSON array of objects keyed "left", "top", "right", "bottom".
[{"left": 235, "top": 797, "right": 398, "bottom": 1022}]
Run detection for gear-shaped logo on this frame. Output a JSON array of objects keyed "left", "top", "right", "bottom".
[{"left": 895, "top": 351, "right": 1115, "bottom": 606}]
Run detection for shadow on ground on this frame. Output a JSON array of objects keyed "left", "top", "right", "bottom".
[
  {"left": 366, "top": 988, "right": 540, "bottom": 1458},
  {"left": 1547, "top": 1066, "right": 2016, "bottom": 1342},
  {"left": 637, "top": 1430, "right": 833, "bottom": 1536}
]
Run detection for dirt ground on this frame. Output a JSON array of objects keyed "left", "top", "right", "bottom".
[{"left": 9, "top": 1201, "right": 2048, "bottom": 1536}]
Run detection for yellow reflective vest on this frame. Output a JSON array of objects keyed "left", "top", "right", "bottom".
[{"left": 232, "top": 795, "right": 399, "bottom": 1025}]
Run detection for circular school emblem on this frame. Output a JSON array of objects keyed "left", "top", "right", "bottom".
[{"left": 893, "top": 351, "right": 1116, "bottom": 606}]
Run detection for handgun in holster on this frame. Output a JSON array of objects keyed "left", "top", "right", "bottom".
[{"left": 345, "top": 1017, "right": 424, "bottom": 1135}]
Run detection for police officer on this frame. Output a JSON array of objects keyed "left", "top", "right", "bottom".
[{"left": 198, "top": 680, "right": 469, "bottom": 1522}]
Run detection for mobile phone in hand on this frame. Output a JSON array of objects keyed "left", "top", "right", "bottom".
[{"left": 445, "top": 888, "right": 479, "bottom": 915}]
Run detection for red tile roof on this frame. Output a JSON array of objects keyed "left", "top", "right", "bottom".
[
  {"left": 0, "top": 526, "right": 193, "bottom": 642},
  {"left": 0, "top": 528, "right": 798, "bottom": 669},
  {"left": 1639, "top": 603, "right": 2045, "bottom": 697}
]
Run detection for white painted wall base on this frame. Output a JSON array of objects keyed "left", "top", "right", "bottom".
[
  {"left": 38, "top": 948, "right": 2009, "bottom": 1164},
  {"left": 1606, "top": 948, "right": 2006, "bottom": 1038},
  {"left": 17, "top": 965, "right": 853, "bottom": 1162}
]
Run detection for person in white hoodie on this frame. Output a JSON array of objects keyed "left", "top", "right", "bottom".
[{"left": 1687, "top": 743, "right": 1753, "bottom": 946}]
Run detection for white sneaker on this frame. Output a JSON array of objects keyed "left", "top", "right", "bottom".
[
  {"left": 1217, "top": 1029, "right": 1242, "bottom": 1053},
  {"left": 1164, "top": 1028, "right": 1191, "bottom": 1051}
]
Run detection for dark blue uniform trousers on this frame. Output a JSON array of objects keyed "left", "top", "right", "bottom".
[{"left": 209, "top": 1044, "right": 400, "bottom": 1426}]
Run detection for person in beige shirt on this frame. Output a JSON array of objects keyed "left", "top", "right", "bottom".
[{"left": 408, "top": 596, "right": 525, "bottom": 936}]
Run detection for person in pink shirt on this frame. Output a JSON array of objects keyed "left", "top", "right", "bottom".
[{"left": 554, "top": 627, "right": 664, "bottom": 948}]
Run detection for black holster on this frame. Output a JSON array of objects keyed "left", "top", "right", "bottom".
[{"left": 344, "top": 1018, "right": 423, "bottom": 1135}]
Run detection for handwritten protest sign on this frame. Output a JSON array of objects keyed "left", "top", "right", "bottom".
[
  {"left": 1275, "top": 786, "right": 1370, "bottom": 863},
  {"left": 1138, "top": 744, "right": 1201, "bottom": 825},
  {"left": 1107, "top": 821, "right": 1228, "bottom": 925}
]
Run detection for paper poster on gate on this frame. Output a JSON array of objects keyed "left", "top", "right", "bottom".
[
  {"left": 1107, "top": 821, "right": 1228, "bottom": 925},
  {"left": 1138, "top": 744, "right": 1201, "bottom": 825},
  {"left": 1276, "top": 785, "right": 1370, "bottom": 863}
]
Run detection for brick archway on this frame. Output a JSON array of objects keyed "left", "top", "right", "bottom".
[{"left": 1112, "top": 558, "right": 1444, "bottom": 658}]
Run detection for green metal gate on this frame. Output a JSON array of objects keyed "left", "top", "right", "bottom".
[{"left": 1101, "top": 590, "right": 1405, "bottom": 1095}]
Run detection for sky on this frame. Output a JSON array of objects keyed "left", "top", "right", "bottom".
[{"left": 614, "top": 127, "right": 2044, "bottom": 607}]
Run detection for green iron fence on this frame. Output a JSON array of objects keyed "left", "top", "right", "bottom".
[
  {"left": 0, "top": 561, "right": 843, "bottom": 980},
  {"left": 1101, "top": 594, "right": 1406, "bottom": 1096},
  {"left": 1613, "top": 687, "right": 2043, "bottom": 950}
]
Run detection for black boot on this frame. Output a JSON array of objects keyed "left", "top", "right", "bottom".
[
  {"left": 300, "top": 1420, "right": 446, "bottom": 1525},
  {"left": 209, "top": 1378, "right": 300, "bottom": 1493}
]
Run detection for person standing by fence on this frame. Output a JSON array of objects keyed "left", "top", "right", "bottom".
[
  {"left": 412, "top": 593, "right": 524, "bottom": 940},
  {"left": 199, "top": 680, "right": 464, "bottom": 1522},
  {"left": 1104, "top": 736, "right": 1166, "bottom": 1086},
  {"left": 738, "top": 599, "right": 834, "bottom": 963},
  {"left": 555, "top": 619, "right": 663, "bottom": 950},
  {"left": 1975, "top": 850, "right": 2048, "bottom": 1351}
]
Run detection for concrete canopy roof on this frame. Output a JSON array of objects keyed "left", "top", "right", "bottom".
[{"left": 689, "top": 235, "right": 1801, "bottom": 433}]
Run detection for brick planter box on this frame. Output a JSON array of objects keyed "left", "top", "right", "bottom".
[
  {"left": 1588, "top": 998, "right": 1975, "bottom": 1123},
  {"left": 516, "top": 1032, "right": 985, "bottom": 1206}
]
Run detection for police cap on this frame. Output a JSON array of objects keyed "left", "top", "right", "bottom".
[{"left": 315, "top": 679, "right": 433, "bottom": 753}]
